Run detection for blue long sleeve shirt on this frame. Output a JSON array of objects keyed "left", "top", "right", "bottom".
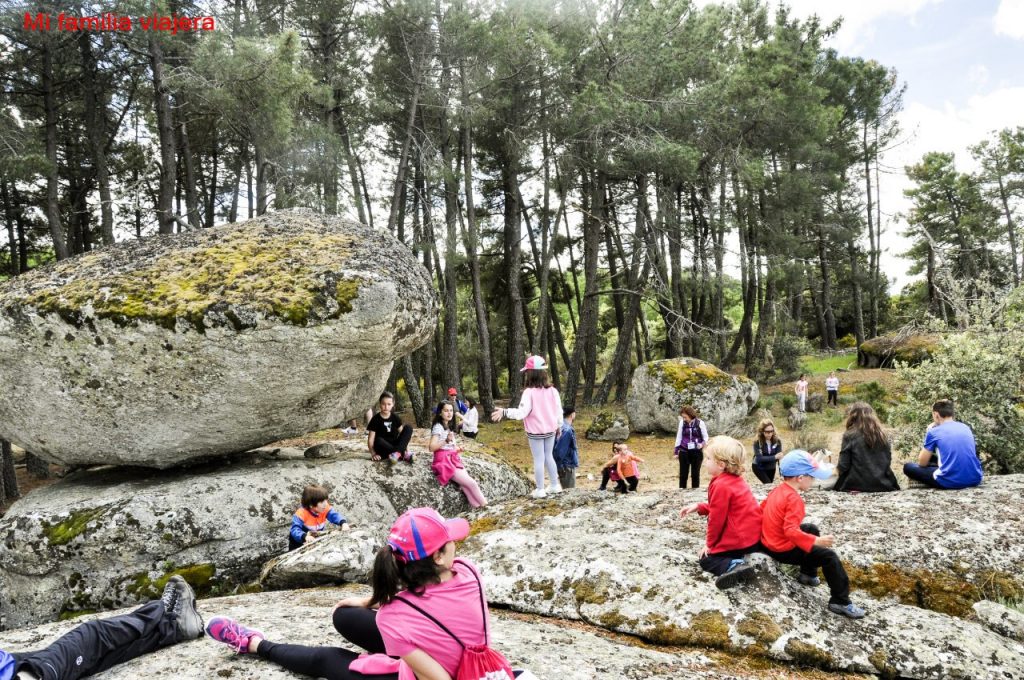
[
  {"left": 552, "top": 420, "right": 579, "bottom": 468},
  {"left": 290, "top": 506, "right": 346, "bottom": 544}
]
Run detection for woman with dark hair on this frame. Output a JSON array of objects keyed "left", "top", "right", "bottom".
[
  {"left": 751, "top": 418, "right": 783, "bottom": 484},
  {"left": 490, "top": 356, "right": 563, "bottom": 499},
  {"left": 834, "top": 402, "right": 900, "bottom": 493},
  {"left": 205, "top": 507, "right": 523, "bottom": 679},
  {"left": 674, "top": 405, "right": 709, "bottom": 489}
]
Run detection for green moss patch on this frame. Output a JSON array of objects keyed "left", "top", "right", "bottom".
[
  {"left": 41, "top": 506, "right": 111, "bottom": 545},
  {"left": 845, "top": 561, "right": 1024, "bottom": 617},
  {"left": 647, "top": 359, "right": 737, "bottom": 395},
  {"left": 642, "top": 610, "right": 731, "bottom": 649},
  {"left": 22, "top": 230, "right": 360, "bottom": 329},
  {"left": 736, "top": 610, "right": 782, "bottom": 645},
  {"left": 125, "top": 562, "right": 217, "bottom": 600},
  {"left": 573, "top": 573, "right": 613, "bottom": 605},
  {"left": 784, "top": 639, "right": 836, "bottom": 669}
]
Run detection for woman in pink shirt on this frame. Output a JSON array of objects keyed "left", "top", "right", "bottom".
[
  {"left": 205, "top": 507, "right": 517, "bottom": 679},
  {"left": 490, "top": 355, "right": 564, "bottom": 499}
]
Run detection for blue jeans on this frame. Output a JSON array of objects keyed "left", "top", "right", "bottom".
[{"left": 903, "top": 462, "right": 942, "bottom": 488}]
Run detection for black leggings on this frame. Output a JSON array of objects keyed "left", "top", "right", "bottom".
[
  {"left": 371, "top": 425, "right": 414, "bottom": 458},
  {"left": 615, "top": 476, "right": 639, "bottom": 493},
  {"left": 680, "top": 448, "right": 702, "bottom": 488},
  {"left": 256, "top": 606, "right": 398, "bottom": 680}
]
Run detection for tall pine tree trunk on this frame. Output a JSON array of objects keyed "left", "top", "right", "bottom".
[
  {"left": 78, "top": 33, "right": 115, "bottom": 246},
  {"left": 42, "top": 43, "right": 69, "bottom": 257},
  {"left": 149, "top": 34, "right": 176, "bottom": 235}
]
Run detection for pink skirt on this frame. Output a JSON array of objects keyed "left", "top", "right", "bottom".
[{"left": 431, "top": 448, "right": 464, "bottom": 485}]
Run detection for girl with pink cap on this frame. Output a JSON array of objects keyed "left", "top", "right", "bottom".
[
  {"left": 205, "top": 507, "right": 527, "bottom": 678},
  {"left": 490, "top": 355, "right": 564, "bottom": 498}
]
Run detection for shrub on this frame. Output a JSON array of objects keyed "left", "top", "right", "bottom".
[
  {"left": 781, "top": 395, "right": 795, "bottom": 410},
  {"left": 769, "top": 334, "right": 814, "bottom": 383},
  {"left": 793, "top": 427, "right": 830, "bottom": 454},
  {"left": 890, "top": 332, "right": 1024, "bottom": 474},
  {"left": 837, "top": 333, "right": 857, "bottom": 349}
]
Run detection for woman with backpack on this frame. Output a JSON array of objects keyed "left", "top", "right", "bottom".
[{"left": 206, "top": 507, "right": 529, "bottom": 680}]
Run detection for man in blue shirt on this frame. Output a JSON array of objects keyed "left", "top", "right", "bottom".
[{"left": 903, "top": 399, "right": 983, "bottom": 489}]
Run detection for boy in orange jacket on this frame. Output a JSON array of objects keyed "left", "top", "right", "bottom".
[
  {"left": 760, "top": 450, "right": 865, "bottom": 619},
  {"left": 680, "top": 436, "right": 762, "bottom": 589}
]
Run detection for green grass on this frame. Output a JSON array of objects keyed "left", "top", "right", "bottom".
[{"left": 800, "top": 354, "right": 857, "bottom": 375}]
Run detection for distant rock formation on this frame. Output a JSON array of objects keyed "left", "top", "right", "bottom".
[{"left": 858, "top": 332, "right": 939, "bottom": 368}]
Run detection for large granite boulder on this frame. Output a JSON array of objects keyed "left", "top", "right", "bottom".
[
  {"left": 584, "top": 410, "right": 630, "bottom": 441},
  {"left": 0, "top": 586, "right": 818, "bottom": 680},
  {"left": 0, "top": 209, "right": 437, "bottom": 468},
  {"left": 858, "top": 332, "right": 940, "bottom": 368},
  {"left": 627, "top": 358, "right": 758, "bottom": 434},
  {"left": 0, "top": 437, "right": 530, "bottom": 630},
  {"left": 458, "top": 477, "right": 1024, "bottom": 679}
]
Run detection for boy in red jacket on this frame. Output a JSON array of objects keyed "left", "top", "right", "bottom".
[
  {"left": 680, "top": 436, "right": 762, "bottom": 589},
  {"left": 761, "top": 450, "right": 866, "bottom": 619}
]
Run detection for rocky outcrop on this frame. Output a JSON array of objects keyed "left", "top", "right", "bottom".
[
  {"left": 0, "top": 209, "right": 437, "bottom": 468},
  {"left": 858, "top": 332, "right": 939, "bottom": 368},
  {"left": 0, "top": 437, "right": 530, "bottom": 630},
  {"left": 584, "top": 410, "right": 630, "bottom": 441},
  {"left": 0, "top": 586, "right": 822, "bottom": 680},
  {"left": 788, "top": 406, "right": 806, "bottom": 430},
  {"left": 457, "top": 476, "right": 1024, "bottom": 679},
  {"left": 627, "top": 358, "right": 758, "bottom": 434},
  {"left": 974, "top": 600, "right": 1024, "bottom": 642}
]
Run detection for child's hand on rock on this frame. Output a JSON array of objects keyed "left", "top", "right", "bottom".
[{"left": 680, "top": 503, "right": 700, "bottom": 517}]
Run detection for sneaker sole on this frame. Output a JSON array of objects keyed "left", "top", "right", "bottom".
[{"left": 715, "top": 563, "right": 755, "bottom": 590}]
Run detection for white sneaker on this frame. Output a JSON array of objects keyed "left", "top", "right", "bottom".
[
  {"left": 530, "top": 488, "right": 547, "bottom": 499},
  {"left": 546, "top": 483, "right": 563, "bottom": 494}
]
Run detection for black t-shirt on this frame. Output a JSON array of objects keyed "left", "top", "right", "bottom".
[{"left": 368, "top": 413, "right": 404, "bottom": 444}]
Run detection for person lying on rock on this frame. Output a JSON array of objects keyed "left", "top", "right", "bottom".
[
  {"left": 760, "top": 451, "right": 866, "bottom": 619},
  {"left": 0, "top": 576, "right": 203, "bottom": 680},
  {"left": 902, "top": 399, "right": 983, "bottom": 490},
  {"left": 206, "top": 507, "right": 534, "bottom": 680},
  {"left": 679, "top": 436, "right": 762, "bottom": 590},
  {"left": 367, "top": 391, "right": 414, "bottom": 464},
  {"left": 289, "top": 484, "right": 351, "bottom": 551}
]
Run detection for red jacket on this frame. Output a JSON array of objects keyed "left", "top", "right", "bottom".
[
  {"left": 760, "top": 483, "right": 816, "bottom": 553},
  {"left": 696, "top": 472, "right": 762, "bottom": 553}
]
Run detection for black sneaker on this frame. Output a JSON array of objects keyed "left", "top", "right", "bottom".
[
  {"left": 797, "top": 573, "right": 821, "bottom": 587},
  {"left": 167, "top": 575, "right": 204, "bottom": 641},
  {"left": 715, "top": 561, "right": 755, "bottom": 590}
]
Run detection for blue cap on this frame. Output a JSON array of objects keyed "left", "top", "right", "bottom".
[{"left": 779, "top": 450, "right": 833, "bottom": 480}]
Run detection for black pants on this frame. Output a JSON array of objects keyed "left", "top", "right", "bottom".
[
  {"left": 462, "top": 431, "right": 478, "bottom": 439},
  {"left": 12, "top": 601, "right": 177, "bottom": 680},
  {"left": 762, "top": 523, "right": 851, "bottom": 606},
  {"left": 751, "top": 464, "right": 776, "bottom": 484},
  {"left": 371, "top": 425, "right": 413, "bottom": 458},
  {"left": 827, "top": 389, "right": 838, "bottom": 406},
  {"left": 256, "top": 606, "right": 398, "bottom": 680},
  {"left": 614, "top": 476, "right": 639, "bottom": 493},
  {"left": 680, "top": 448, "right": 701, "bottom": 488},
  {"left": 699, "top": 543, "right": 761, "bottom": 576}
]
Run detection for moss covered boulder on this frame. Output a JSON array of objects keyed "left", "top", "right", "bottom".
[
  {"left": 0, "top": 209, "right": 437, "bottom": 468},
  {"left": 0, "top": 436, "right": 529, "bottom": 630},
  {"left": 626, "top": 358, "right": 759, "bottom": 434},
  {"left": 858, "top": 332, "right": 939, "bottom": 368},
  {"left": 585, "top": 410, "right": 630, "bottom": 441}
]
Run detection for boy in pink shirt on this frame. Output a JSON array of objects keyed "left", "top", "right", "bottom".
[{"left": 680, "top": 436, "right": 762, "bottom": 589}]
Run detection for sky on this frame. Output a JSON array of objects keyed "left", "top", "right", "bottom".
[{"left": 767, "top": 0, "right": 1024, "bottom": 291}]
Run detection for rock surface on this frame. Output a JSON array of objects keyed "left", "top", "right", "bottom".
[
  {"left": 0, "top": 209, "right": 437, "bottom": 468},
  {"left": 0, "top": 437, "right": 530, "bottom": 630},
  {"left": 857, "top": 332, "right": 939, "bottom": 368},
  {"left": 806, "top": 393, "right": 824, "bottom": 413},
  {"left": 0, "top": 587, "right": 803, "bottom": 680},
  {"left": 974, "top": 600, "right": 1024, "bottom": 642},
  {"left": 788, "top": 407, "right": 806, "bottom": 430},
  {"left": 457, "top": 477, "right": 1024, "bottom": 679},
  {"left": 584, "top": 410, "right": 630, "bottom": 441},
  {"left": 627, "top": 358, "right": 758, "bottom": 434}
]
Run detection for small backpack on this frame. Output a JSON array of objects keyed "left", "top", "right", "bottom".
[{"left": 395, "top": 565, "right": 514, "bottom": 680}]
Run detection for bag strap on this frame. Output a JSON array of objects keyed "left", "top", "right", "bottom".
[{"left": 394, "top": 595, "right": 465, "bottom": 649}]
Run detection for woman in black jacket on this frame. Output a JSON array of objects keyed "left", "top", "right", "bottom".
[
  {"left": 834, "top": 402, "right": 900, "bottom": 493},
  {"left": 751, "top": 418, "right": 783, "bottom": 483}
]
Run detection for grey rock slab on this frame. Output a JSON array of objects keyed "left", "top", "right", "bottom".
[
  {"left": 627, "top": 358, "right": 759, "bottom": 434},
  {"left": 974, "top": 600, "right": 1024, "bottom": 641},
  {"left": 0, "top": 437, "right": 530, "bottom": 630},
  {"left": 0, "top": 209, "right": 437, "bottom": 468},
  {"left": 459, "top": 482, "right": 1024, "bottom": 679},
  {"left": 0, "top": 587, "right": 751, "bottom": 680}
]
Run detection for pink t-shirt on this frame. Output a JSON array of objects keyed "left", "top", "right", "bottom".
[{"left": 375, "top": 558, "right": 490, "bottom": 675}]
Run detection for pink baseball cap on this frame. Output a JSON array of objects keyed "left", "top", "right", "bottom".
[
  {"left": 447, "top": 387, "right": 458, "bottom": 396},
  {"left": 520, "top": 355, "right": 547, "bottom": 372},
  {"left": 386, "top": 508, "right": 470, "bottom": 563}
]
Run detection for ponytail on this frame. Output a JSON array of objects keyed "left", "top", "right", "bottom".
[{"left": 368, "top": 543, "right": 447, "bottom": 607}]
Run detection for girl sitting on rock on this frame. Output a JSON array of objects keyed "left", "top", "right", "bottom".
[
  {"left": 429, "top": 400, "right": 487, "bottom": 508},
  {"left": 206, "top": 507, "right": 528, "bottom": 679}
]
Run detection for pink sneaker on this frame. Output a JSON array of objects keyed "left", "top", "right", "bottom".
[{"left": 206, "top": 616, "right": 264, "bottom": 654}]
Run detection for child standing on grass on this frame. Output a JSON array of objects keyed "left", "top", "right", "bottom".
[
  {"left": 795, "top": 374, "right": 809, "bottom": 412},
  {"left": 289, "top": 485, "right": 350, "bottom": 551},
  {"left": 553, "top": 408, "right": 579, "bottom": 489},
  {"left": 825, "top": 371, "right": 840, "bottom": 407},
  {"left": 490, "top": 355, "right": 564, "bottom": 499},
  {"left": 430, "top": 400, "right": 487, "bottom": 508},
  {"left": 760, "top": 450, "right": 866, "bottom": 619},
  {"left": 680, "top": 436, "right": 762, "bottom": 589},
  {"left": 599, "top": 442, "right": 644, "bottom": 493}
]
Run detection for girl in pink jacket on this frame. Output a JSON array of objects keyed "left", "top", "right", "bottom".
[{"left": 491, "top": 355, "right": 563, "bottom": 498}]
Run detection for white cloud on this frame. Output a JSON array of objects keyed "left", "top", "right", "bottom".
[
  {"left": 967, "top": 64, "right": 990, "bottom": 87},
  {"left": 994, "top": 0, "right": 1024, "bottom": 39}
]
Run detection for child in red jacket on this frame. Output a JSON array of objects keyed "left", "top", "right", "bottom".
[
  {"left": 760, "top": 450, "right": 866, "bottom": 619},
  {"left": 680, "top": 436, "right": 762, "bottom": 589}
]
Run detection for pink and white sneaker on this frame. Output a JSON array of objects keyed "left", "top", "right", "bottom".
[{"left": 205, "top": 616, "right": 264, "bottom": 654}]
